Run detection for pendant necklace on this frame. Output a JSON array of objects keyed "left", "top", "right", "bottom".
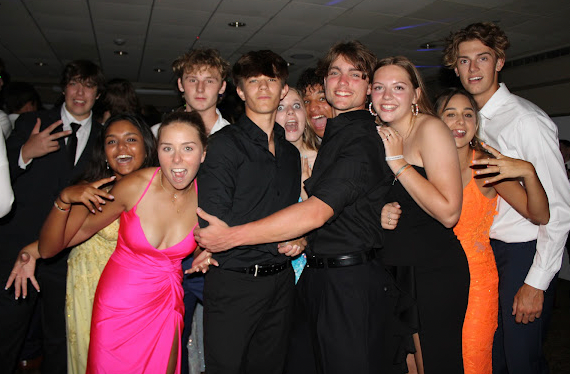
[{"left": 159, "top": 169, "right": 189, "bottom": 213}]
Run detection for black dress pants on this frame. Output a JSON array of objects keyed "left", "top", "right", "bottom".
[
  {"left": 296, "top": 258, "right": 396, "bottom": 374},
  {"left": 204, "top": 266, "right": 294, "bottom": 374},
  {"left": 0, "top": 249, "right": 68, "bottom": 374}
]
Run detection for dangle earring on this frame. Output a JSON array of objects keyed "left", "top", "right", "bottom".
[
  {"left": 411, "top": 103, "right": 419, "bottom": 116},
  {"left": 105, "top": 160, "right": 109, "bottom": 170},
  {"left": 369, "top": 102, "right": 378, "bottom": 117}
]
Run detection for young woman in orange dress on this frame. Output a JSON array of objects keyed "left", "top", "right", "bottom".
[{"left": 383, "top": 87, "right": 549, "bottom": 373}]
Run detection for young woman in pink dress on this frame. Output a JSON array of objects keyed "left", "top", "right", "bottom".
[{"left": 38, "top": 111, "right": 209, "bottom": 374}]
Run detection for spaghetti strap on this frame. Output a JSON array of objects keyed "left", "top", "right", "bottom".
[
  {"left": 471, "top": 149, "right": 476, "bottom": 177},
  {"left": 134, "top": 167, "right": 160, "bottom": 207}
]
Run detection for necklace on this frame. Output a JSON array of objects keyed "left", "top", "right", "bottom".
[{"left": 159, "top": 169, "right": 190, "bottom": 213}]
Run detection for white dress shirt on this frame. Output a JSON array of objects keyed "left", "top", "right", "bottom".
[
  {"left": 18, "top": 105, "right": 93, "bottom": 169},
  {"left": 0, "top": 110, "right": 11, "bottom": 140},
  {"left": 0, "top": 132, "right": 14, "bottom": 217},
  {"left": 479, "top": 83, "right": 570, "bottom": 290},
  {"left": 151, "top": 108, "right": 229, "bottom": 138}
]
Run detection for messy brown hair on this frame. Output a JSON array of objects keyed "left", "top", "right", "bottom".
[
  {"left": 172, "top": 49, "right": 230, "bottom": 80},
  {"left": 316, "top": 40, "right": 377, "bottom": 82},
  {"left": 443, "top": 22, "right": 510, "bottom": 68}
]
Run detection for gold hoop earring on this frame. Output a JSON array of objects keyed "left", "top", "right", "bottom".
[
  {"left": 411, "top": 103, "right": 419, "bottom": 116},
  {"left": 369, "top": 102, "right": 377, "bottom": 117}
]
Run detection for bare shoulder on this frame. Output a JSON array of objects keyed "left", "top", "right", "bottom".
[
  {"left": 416, "top": 115, "right": 450, "bottom": 138},
  {"left": 111, "top": 167, "right": 159, "bottom": 208}
]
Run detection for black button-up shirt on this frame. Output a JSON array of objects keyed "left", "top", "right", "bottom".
[
  {"left": 198, "top": 114, "right": 301, "bottom": 268},
  {"left": 304, "top": 110, "right": 392, "bottom": 256}
]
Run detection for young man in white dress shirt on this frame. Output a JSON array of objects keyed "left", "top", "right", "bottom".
[
  {"left": 444, "top": 22, "right": 570, "bottom": 374},
  {"left": 151, "top": 48, "right": 230, "bottom": 137},
  {"left": 1, "top": 60, "right": 105, "bottom": 374}
]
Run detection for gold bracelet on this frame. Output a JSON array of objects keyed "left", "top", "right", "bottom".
[{"left": 53, "top": 200, "right": 70, "bottom": 212}]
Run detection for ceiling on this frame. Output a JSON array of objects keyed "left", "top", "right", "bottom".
[{"left": 1, "top": 0, "right": 569, "bottom": 102}]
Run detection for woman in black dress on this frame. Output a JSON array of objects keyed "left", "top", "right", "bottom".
[{"left": 372, "top": 56, "right": 469, "bottom": 373}]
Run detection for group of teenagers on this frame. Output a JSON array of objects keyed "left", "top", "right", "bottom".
[{"left": 1, "top": 20, "right": 569, "bottom": 374}]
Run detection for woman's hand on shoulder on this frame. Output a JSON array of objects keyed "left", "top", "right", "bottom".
[{"left": 471, "top": 143, "right": 535, "bottom": 184}]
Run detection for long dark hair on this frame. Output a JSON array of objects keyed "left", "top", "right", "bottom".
[{"left": 78, "top": 114, "right": 158, "bottom": 183}]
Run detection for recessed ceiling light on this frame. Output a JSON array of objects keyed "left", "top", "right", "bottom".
[
  {"left": 228, "top": 21, "right": 246, "bottom": 28},
  {"left": 417, "top": 42, "right": 442, "bottom": 52},
  {"left": 114, "top": 50, "right": 128, "bottom": 56},
  {"left": 287, "top": 62, "right": 295, "bottom": 67},
  {"left": 290, "top": 53, "right": 313, "bottom": 60},
  {"left": 154, "top": 68, "right": 165, "bottom": 73},
  {"left": 35, "top": 61, "right": 47, "bottom": 67}
]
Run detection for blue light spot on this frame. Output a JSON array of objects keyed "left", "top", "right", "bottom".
[
  {"left": 393, "top": 22, "right": 436, "bottom": 31},
  {"left": 326, "top": 0, "right": 344, "bottom": 5}
]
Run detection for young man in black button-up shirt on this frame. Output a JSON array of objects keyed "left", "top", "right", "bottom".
[
  {"left": 195, "top": 41, "right": 397, "bottom": 374},
  {"left": 196, "top": 50, "right": 301, "bottom": 374}
]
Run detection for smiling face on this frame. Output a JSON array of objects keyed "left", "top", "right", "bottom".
[
  {"left": 323, "top": 56, "right": 371, "bottom": 115},
  {"left": 104, "top": 120, "right": 147, "bottom": 180},
  {"left": 276, "top": 89, "right": 307, "bottom": 146},
  {"left": 236, "top": 75, "right": 288, "bottom": 117},
  {"left": 454, "top": 39, "right": 504, "bottom": 107},
  {"left": 64, "top": 76, "right": 99, "bottom": 121},
  {"left": 371, "top": 65, "right": 420, "bottom": 126},
  {"left": 440, "top": 94, "right": 477, "bottom": 149},
  {"left": 302, "top": 84, "right": 332, "bottom": 138},
  {"left": 158, "top": 122, "right": 205, "bottom": 190},
  {"left": 177, "top": 66, "right": 226, "bottom": 113}
]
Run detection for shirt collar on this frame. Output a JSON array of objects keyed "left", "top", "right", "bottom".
[
  {"left": 237, "top": 114, "right": 285, "bottom": 144},
  {"left": 209, "top": 108, "right": 230, "bottom": 135},
  {"left": 322, "top": 110, "right": 374, "bottom": 141},
  {"left": 479, "top": 83, "right": 511, "bottom": 121},
  {"left": 61, "top": 104, "right": 93, "bottom": 130}
]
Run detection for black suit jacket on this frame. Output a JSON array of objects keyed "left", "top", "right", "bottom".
[{"left": 0, "top": 106, "right": 101, "bottom": 274}]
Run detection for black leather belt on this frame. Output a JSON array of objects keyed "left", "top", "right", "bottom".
[
  {"left": 225, "top": 261, "right": 291, "bottom": 277},
  {"left": 306, "top": 249, "right": 377, "bottom": 269}
]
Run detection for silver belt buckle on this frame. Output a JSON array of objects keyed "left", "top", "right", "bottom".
[{"left": 254, "top": 264, "right": 260, "bottom": 277}]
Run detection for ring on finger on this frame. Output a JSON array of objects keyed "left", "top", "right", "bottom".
[
  {"left": 207, "top": 257, "right": 211, "bottom": 265},
  {"left": 388, "top": 218, "right": 392, "bottom": 225}
]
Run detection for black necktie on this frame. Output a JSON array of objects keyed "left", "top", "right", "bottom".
[{"left": 67, "top": 122, "right": 81, "bottom": 166}]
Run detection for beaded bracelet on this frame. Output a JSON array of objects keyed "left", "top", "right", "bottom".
[
  {"left": 54, "top": 197, "right": 70, "bottom": 212},
  {"left": 393, "top": 163, "right": 412, "bottom": 185},
  {"left": 385, "top": 155, "right": 404, "bottom": 161}
]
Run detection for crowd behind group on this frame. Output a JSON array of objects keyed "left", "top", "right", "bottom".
[{"left": 0, "top": 21, "right": 569, "bottom": 374}]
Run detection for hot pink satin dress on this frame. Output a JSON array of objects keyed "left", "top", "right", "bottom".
[{"left": 87, "top": 168, "right": 197, "bottom": 374}]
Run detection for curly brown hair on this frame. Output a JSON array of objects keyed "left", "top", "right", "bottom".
[
  {"left": 172, "top": 49, "right": 230, "bottom": 80},
  {"left": 442, "top": 22, "right": 510, "bottom": 68}
]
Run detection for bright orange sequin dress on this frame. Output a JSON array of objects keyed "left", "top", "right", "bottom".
[{"left": 453, "top": 175, "right": 499, "bottom": 374}]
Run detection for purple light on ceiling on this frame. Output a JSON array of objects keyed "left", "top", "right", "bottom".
[
  {"left": 416, "top": 48, "right": 444, "bottom": 52},
  {"left": 392, "top": 22, "right": 436, "bottom": 31},
  {"left": 326, "top": 0, "right": 345, "bottom": 5}
]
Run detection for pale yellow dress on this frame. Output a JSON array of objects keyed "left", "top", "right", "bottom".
[{"left": 65, "top": 219, "right": 119, "bottom": 374}]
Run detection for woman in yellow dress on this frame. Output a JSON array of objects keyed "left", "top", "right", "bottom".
[{"left": 6, "top": 114, "right": 157, "bottom": 373}]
